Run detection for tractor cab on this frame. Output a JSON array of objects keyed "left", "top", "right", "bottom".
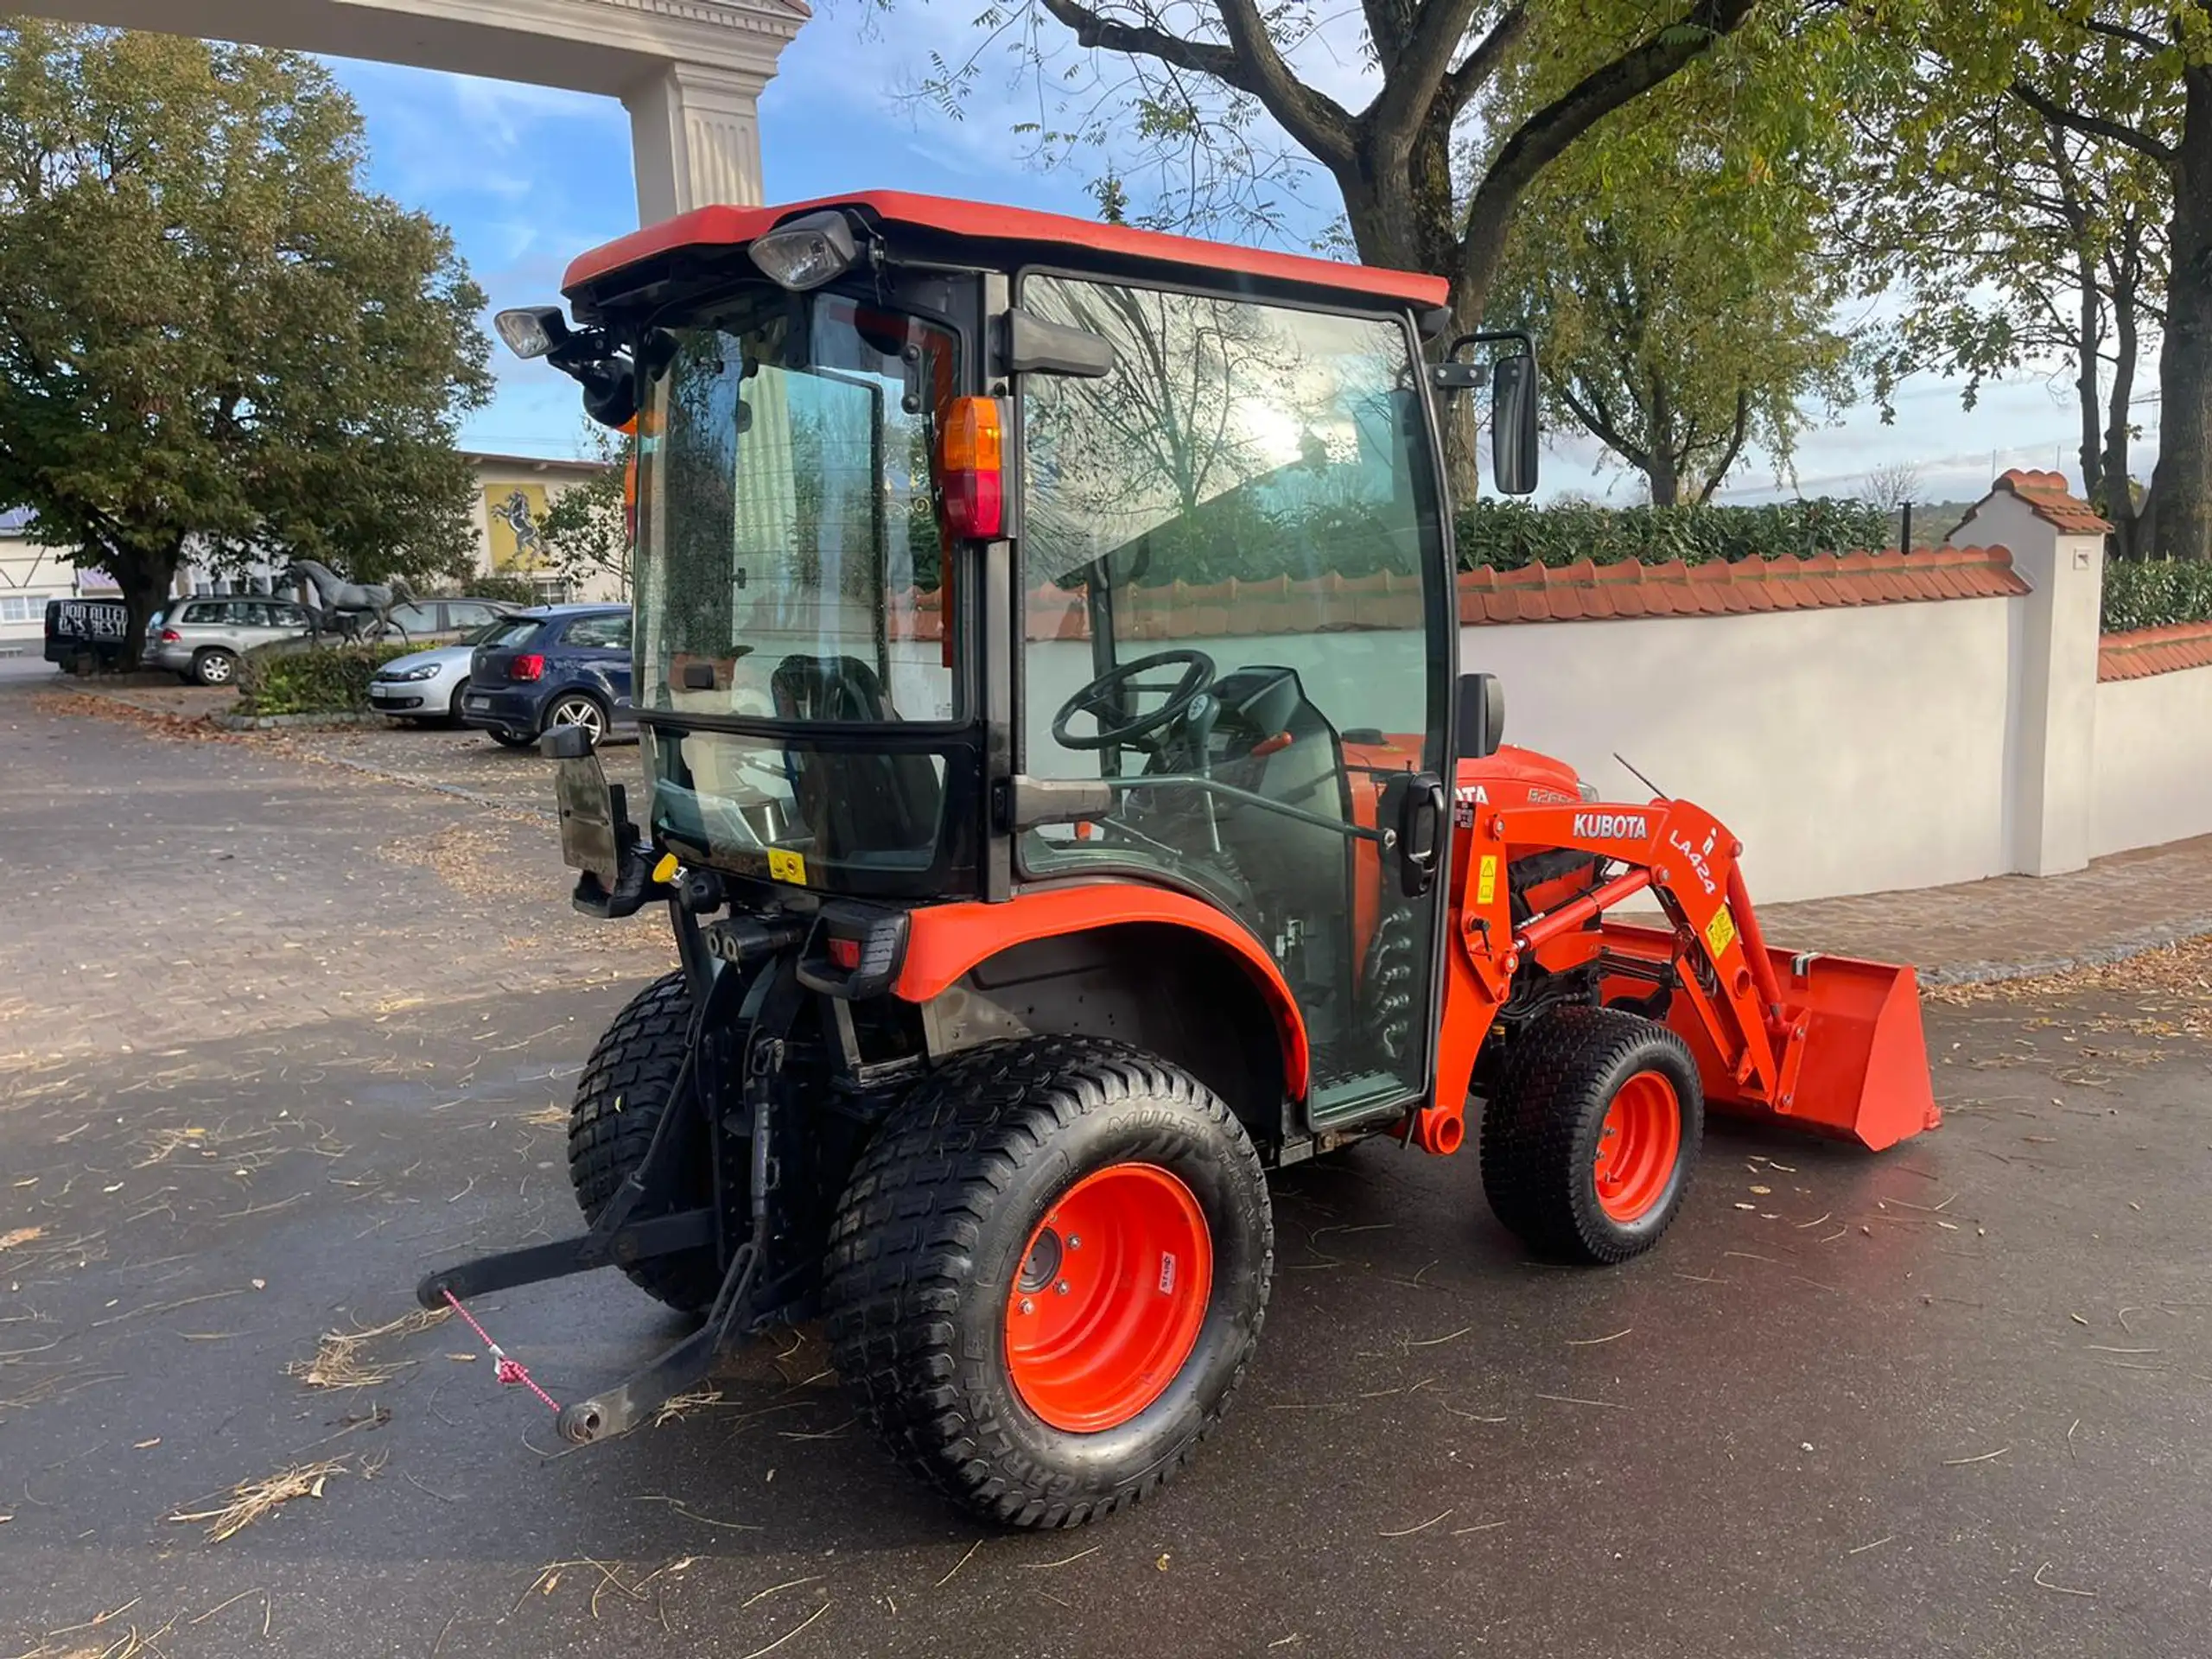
[{"left": 522, "top": 192, "right": 1539, "bottom": 1131}]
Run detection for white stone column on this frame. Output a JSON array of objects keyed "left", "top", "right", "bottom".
[
  {"left": 1955, "top": 480, "right": 2107, "bottom": 877},
  {"left": 624, "top": 60, "right": 770, "bottom": 221}
]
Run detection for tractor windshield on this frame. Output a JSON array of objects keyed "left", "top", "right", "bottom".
[{"left": 632, "top": 289, "right": 975, "bottom": 894}]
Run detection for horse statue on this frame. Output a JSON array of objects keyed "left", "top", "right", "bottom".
[{"left": 279, "top": 560, "right": 417, "bottom": 642}]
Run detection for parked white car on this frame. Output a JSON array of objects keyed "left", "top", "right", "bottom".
[{"left": 367, "top": 639, "right": 479, "bottom": 723}]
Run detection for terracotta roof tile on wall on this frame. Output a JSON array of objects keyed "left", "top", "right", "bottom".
[
  {"left": 2098, "top": 621, "right": 2212, "bottom": 682},
  {"left": 1990, "top": 468, "right": 2112, "bottom": 535},
  {"left": 880, "top": 546, "right": 2029, "bottom": 642},
  {"left": 1454, "top": 545, "right": 2027, "bottom": 626}
]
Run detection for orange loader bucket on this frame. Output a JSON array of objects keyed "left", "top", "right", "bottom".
[{"left": 1695, "top": 949, "right": 1942, "bottom": 1152}]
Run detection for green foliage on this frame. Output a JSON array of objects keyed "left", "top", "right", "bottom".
[
  {"left": 1893, "top": 2, "right": 2210, "bottom": 561},
  {"left": 1454, "top": 498, "right": 1889, "bottom": 571},
  {"left": 2101, "top": 559, "right": 2212, "bottom": 633},
  {"left": 1484, "top": 13, "right": 1857, "bottom": 504},
  {"left": 0, "top": 22, "right": 494, "bottom": 644},
  {"left": 443, "top": 572, "right": 539, "bottom": 607},
  {"left": 236, "top": 642, "right": 418, "bottom": 715},
  {"left": 538, "top": 426, "right": 632, "bottom": 600}
]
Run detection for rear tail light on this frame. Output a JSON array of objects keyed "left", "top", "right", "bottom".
[
  {"left": 938, "top": 396, "right": 1004, "bottom": 539},
  {"left": 512, "top": 653, "right": 543, "bottom": 682},
  {"left": 159, "top": 628, "right": 181, "bottom": 643},
  {"left": 826, "top": 936, "right": 862, "bottom": 971}
]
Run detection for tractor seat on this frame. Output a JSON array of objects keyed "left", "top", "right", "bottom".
[{"left": 769, "top": 655, "right": 944, "bottom": 864}]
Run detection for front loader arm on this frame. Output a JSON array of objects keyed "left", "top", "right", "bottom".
[{"left": 1418, "top": 796, "right": 1818, "bottom": 1155}]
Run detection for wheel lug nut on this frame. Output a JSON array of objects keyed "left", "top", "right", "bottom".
[
  {"left": 1055, "top": 1281, "right": 1070, "bottom": 1295},
  {"left": 1066, "top": 1236, "right": 1081, "bottom": 1249},
  {"left": 1019, "top": 1298, "right": 1034, "bottom": 1315}
]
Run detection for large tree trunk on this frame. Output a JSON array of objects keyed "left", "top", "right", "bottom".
[
  {"left": 110, "top": 543, "right": 181, "bottom": 669},
  {"left": 2146, "top": 67, "right": 2212, "bottom": 562},
  {"left": 2103, "top": 256, "right": 2142, "bottom": 560},
  {"left": 1644, "top": 378, "right": 1679, "bottom": 505},
  {"left": 2074, "top": 244, "right": 2104, "bottom": 505}
]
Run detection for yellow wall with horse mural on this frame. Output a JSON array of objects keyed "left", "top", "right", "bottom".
[{"left": 483, "top": 482, "right": 551, "bottom": 573}]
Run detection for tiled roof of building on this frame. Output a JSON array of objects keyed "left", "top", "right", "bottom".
[
  {"left": 2098, "top": 621, "right": 2212, "bottom": 683},
  {"left": 1987, "top": 469, "right": 2111, "bottom": 535}
]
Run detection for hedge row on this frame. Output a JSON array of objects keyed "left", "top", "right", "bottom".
[
  {"left": 2101, "top": 559, "right": 2212, "bottom": 635},
  {"left": 237, "top": 642, "right": 418, "bottom": 715},
  {"left": 1453, "top": 498, "right": 1890, "bottom": 571}
]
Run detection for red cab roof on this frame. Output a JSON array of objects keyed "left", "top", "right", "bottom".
[{"left": 563, "top": 190, "right": 1450, "bottom": 311}]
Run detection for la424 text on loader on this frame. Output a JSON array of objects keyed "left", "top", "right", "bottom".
[{"left": 422, "top": 192, "right": 1941, "bottom": 1529}]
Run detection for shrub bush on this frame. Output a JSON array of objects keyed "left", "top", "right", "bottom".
[
  {"left": 2101, "top": 558, "right": 2212, "bottom": 634},
  {"left": 1453, "top": 498, "right": 1889, "bottom": 572},
  {"left": 237, "top": 642, "right": 419, "bottom": 715}
]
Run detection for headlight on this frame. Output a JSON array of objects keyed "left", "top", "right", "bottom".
[
  {"left": 379, "top": 664, "right": 440, "bottom": 683},
  {"left": 1579, "top": 780, "right": 1601, "bottom": 803}
]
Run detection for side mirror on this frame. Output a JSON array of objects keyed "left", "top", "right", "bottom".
[
  {"left": 1458, "top": 671, "right": 1505, "bottom": 759},
  {"left": 581, "top": 359, "right": 638, "bottom": 430},
  {"left": 1491, "top": 354, "right": 1539, "bottom": 495},
  {"left": 998, "top": 307, "right": 1117, "bottom": 378}
]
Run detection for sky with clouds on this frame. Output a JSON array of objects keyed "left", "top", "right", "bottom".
[{"left": 323, "top": 10, "right": 2153, "bottom": 511}]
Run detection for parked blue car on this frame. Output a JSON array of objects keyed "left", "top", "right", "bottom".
[{"left": 461, "top": 605, "right": 633, "bottom": 751}]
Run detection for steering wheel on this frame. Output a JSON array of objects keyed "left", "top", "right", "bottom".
[{"left": 1051, "top": 649, "right": 1217, "bottom": 752}]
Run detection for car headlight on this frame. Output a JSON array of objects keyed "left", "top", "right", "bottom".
[{"left": 379, "top": 664, "right": 440, "bottom": 683}]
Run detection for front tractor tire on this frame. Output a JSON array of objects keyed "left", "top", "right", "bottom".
[
  {"left": 1479, "top": 1005, "right": 1703, "bottom": 1265},
  {"left": 567, "top": 971, "right": 723, "bottom": 1313},
  {"left": 824, "top": 1037, "right": 1273, "bottom": 1529}
]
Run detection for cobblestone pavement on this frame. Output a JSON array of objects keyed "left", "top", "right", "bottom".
[{"left": 3, "top": 673, "right": 2209, "bottom": 1657}]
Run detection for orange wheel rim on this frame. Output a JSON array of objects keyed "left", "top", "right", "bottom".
[
  {"left": 1593, "top": 1071, "right": 1681, "bottom": 1224},
  {"left": 1004, "top": 1164, "right": 1212, "bottom": 1433}
]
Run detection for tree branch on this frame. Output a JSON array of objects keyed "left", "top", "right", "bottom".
[
  {"left": 1375, "top": 1, "right": 1527, "bottom": 148},
  {"left": 1456, "top": 0, "right": 1757, "bottom": 309},
  {"left": 2008, "top": 77, "right": 2176, "bottom": 166},
  {"left": 1441, "top": 4, "right": 1531, "bottom": 117},
  {"left": 1556, "top": 378, "right": 1651, "bottom": 474},
  {"left": 1695, "top": 390, "right": 1752, "bottom": 504},
  {"left": 1212, "top": 0, "right": 1358, "bottom": 168},
  {"left": 2074, "top": 12, "right": 2170, "bottom": 58},
  {"left": 1036, "top": 0, "right": 1352, "bottom": 168}
]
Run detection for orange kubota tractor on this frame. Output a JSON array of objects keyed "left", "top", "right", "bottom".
[{"left": 420, "top": 193, "right": 1938, "bottom": 1529}]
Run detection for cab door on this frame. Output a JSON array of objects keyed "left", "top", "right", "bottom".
[{"left": 1011, "top": 273, "right": 1456, "bottom": 1133}]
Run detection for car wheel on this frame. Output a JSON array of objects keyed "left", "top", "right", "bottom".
[
  {"left": 445, "top": 677, "right": 470, "bottom": 723},
  {"left": 546, "top": 694, "right": 607, "bottom": 749},
  {"left": 192, "top": 649, "right": 238, "bottom": 687}
]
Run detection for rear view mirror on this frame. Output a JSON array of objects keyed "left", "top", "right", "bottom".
[
  {"left": 1458, "top": 671, "right": 1505, "bottom": 759},
  {"left": 1491, "top": 354, "right": 1538, "bottom": 496},
  {"left": 999, "top": 307, "right": 1117, "bottom": 378}
]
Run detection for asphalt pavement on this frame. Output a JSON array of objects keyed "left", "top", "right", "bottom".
[{"left": 2, "top": 679, "right": 2209, "bottom": 1659}]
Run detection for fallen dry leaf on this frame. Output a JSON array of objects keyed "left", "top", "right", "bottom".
[
  {"left": 0, "top": 1226, "right": 44, "bottom": 1251},
  {"left": 134, "top": 1438, "right": 162, "bottom": 1450}
]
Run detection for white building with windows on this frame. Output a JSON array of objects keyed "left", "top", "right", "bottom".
[{"left": 0, "top": 508, "right": 101, "bottom": 653}]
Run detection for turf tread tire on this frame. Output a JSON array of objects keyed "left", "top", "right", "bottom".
[
  {"left": 1478, "top": 1004, "right": 1701, "bottom": 1265},
  {"left": 567, "top": 971, "right": 721, "bottom": 1313},
  {"left": 824, "top": 1035, "right": 1273, "bottom": 1529}
]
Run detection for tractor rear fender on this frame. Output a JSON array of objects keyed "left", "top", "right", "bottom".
[{"left": 896, "top": 891, "right": 1306, "bottom": 1138}]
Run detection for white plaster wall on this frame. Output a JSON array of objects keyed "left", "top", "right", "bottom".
[
  {"left": 2092, "top": 664, "right": 2212, "bottom": 856},
  {"left": 1014, "top": 596, "right": 2022, "bottom": 905}
]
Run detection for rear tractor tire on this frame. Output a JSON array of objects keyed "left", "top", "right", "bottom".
[
  {"left": 1479, "top": 1005, "right": 1702, "bottom": 1265},
  {"left": 566, "top": 971, "right": 725, "bottom": 1313},
  {"left": 824, "top": 1036, "right": 1273, "bottom": 1529}
]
